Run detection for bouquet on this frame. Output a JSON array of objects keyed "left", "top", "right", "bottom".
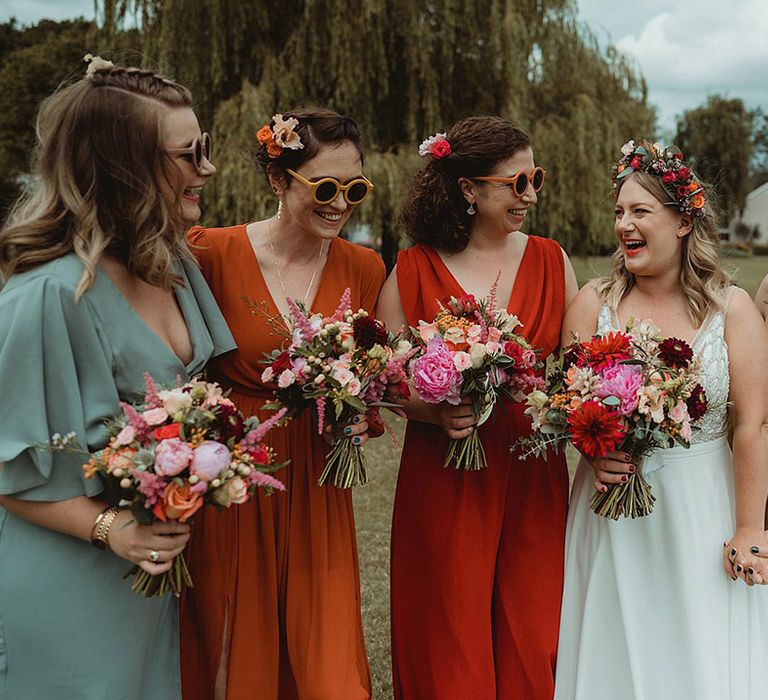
[
  {"left": 409, "top": 284, "right": 542, "bottom": 470},
  {"left": 261, "top": 289, "right": 414, "bottom": 488},
  {"left": 517, "top": 319, "right": 708, "bottom": 519},
  {"left": 75, "top": 375, "right": 286, "bottom": 596}
]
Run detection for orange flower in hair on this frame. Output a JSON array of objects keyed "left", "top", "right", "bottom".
[
  {"left": 266, "top": 141, "right": 283, "bottom": 159},
  {"left": 256, "top": 125, "right": 273, "bottom": 145}
]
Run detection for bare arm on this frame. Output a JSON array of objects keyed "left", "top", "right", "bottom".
[
  {"left": 754, "top": 273, "right": 768, "bottom": 324},
  {"left": 562, "top": 249, "right": 579, "bottom": 310},
  {"left": 0, "top": 490, "right": 190, "bottom": 575},
  {"left": 376, "top": 268, "right": 476, "bottom": 438},
  {"left": 722, "top": 288, "right": 768, "bottom": 583}
]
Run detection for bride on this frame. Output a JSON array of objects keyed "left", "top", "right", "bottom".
[{"left": 555, "top": 140, "right": 768, "bottom": 699}]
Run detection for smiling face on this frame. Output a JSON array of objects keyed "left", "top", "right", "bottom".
[
  {"left": 159, "top": 106, "right": 216, "bottom": 223},
  {"left": 272, "top": 141, "right": 364, "bottom": 240},
  {"left": 614, "top": 175, "right": 692, "bottom": 277},
  {"left": 463, "top": 147, "right": 538, "bottom": 235}
]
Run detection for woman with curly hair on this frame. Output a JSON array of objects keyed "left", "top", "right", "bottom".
[
  {"left": 555, "top": 140, "right": 768, "bottom": 699},
  {"left": 0, "top": 58, "right": 233, "bottom": 699},
  {"left": 377, "top": 116, "right": 578, "bottom": 699},
  {"left": 179, "top": 108, "right": 384, "bottom": 700}
]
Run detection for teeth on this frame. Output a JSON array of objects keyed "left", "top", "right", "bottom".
[
  {"left": 509, "top": 209, "right": 527, "bottom": 216},
  {"left": 317, "top": 212, "right": 342, "bottom": 221},
  {"left": 625, "top": 240, "right": 645, "bottom": 250}
]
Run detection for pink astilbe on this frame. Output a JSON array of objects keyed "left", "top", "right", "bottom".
[
  {"left": 247, "top": 470, "right": 286, "bottom": 492},
  {"left": 315, "top": 396, "right": 327, "bottom": 435},
  {"left": 130, "top": 468, "right": 166, "bottom": 506},
  {"left": 286, "top": 297, "right": 316, "bottom": 342},
  {"left": 486, "top": 271, "right": 501, "bottom": 319},
  {"left": 330, "top": 287, "right": 352, "bottom": 321},
  {"left": 120, "top": 402, "right": 151, "bottom": 444},
  {"left": 143, "top": 373, "right": 162, "bottom": 408},
  {"left": 244, "top": 407, "right": 288, "bottom": 444}
]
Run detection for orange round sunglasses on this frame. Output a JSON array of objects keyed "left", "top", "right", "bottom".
[
  {"left": 286, "top": 168, "right": 374, "bottom": 205},
  {"left": 472, "top": 167, "right": 546, "bottom": 196}
]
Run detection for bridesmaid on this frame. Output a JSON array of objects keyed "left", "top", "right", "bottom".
[
  {"left": 377, "top": 116, "right": 578, "bottom": 699},
  {"left": 0, "top": 58, "right": 233, "bottom": 698},
  {"left": 180, "top": 109, "right": 385, "bottom": 699}
]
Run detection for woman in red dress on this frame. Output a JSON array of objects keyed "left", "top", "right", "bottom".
[
  {"left": 378, "top": 116, "right": 578, "bottom": 699},
  {"left": 180, "top": 109, "right": 385, "bottom": 699}
]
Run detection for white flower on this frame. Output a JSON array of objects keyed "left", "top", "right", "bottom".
[
  {"left": 418, "top": 132, "right": 448, "bottom": 156},
  {"left": 347, "top": 378, "right": 362, "bottom": 396},
  {"left": 277, "top": 369, "right": 296, "bottom": 388},
  {"left": 333, "top": 367, "right": 355, "bottom": 386},
  {"left": 212, "top": 476, "right": 248, "bottom": 508},
  {"left": 271, "top": 114, "right": 303, "bottom": 150},
  {"left": 261, "top": 366, "right": 274, "bottom": 383},
  {"left": 496, "top": 309, "right": 522, "bottom": 334},
  {"left": 470, "top": 342, "right": 486, "bottom": 368},
  {"left": 158, "top": 388, "right": 193, "bottom": 415},
  {"left": 620, "top": 140, "right": 636, "bottom": 156}
]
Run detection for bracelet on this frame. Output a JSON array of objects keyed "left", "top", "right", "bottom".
[{"left": 90, "top": 506, "right": 121, "bottom": 550}]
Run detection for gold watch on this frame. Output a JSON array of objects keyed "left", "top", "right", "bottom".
[{"left": 90, "top": 506, "right": 121, "bottom": 550}]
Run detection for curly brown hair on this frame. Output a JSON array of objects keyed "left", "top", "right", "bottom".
[
  {"left": 400, "top": 116, "right": 532, "bottom": 252},
  {"left": 251, "top": 108, "right": 364, "bottom": 188}
]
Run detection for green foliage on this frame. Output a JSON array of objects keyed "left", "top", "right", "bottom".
[{"left": 675, "top": 95, "right": 755, "bottom": 220}]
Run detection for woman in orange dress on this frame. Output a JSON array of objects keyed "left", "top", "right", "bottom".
[
  {"left": 378, "top": 117, "right": 578, "bottom": 699},
  {"left": 180, "top": 109, "right": 385, "bottom": 699}
]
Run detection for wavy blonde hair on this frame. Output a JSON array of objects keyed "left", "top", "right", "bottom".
[
  {"left": 0, "top": 63, "right": 195, "bottom": 297},
  {"left": 597, "top": 169, "right": 731, "bottom": 326}
]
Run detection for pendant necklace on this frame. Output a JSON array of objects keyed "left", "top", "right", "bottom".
[{"left": 267, "top": 221, "right": 327, "bottom": 309}]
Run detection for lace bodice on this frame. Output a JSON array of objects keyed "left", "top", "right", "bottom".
[{"left": 597, "top": 304, "right": 729, "bottom": 443}]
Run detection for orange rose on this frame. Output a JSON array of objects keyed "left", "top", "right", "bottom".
[
  {"left": 691, "top": 194, "right": 705, "bottom": 209},
  {"left": 154, "top": 482, "right": 203, "bottom": 522},
  {"left": 256, "top": 125, "right": 273, "bottom": 144},
  {"left": 266, "top": 141, "right": 283, "bottom": 159},
  {"left": 687, "top": 181, "right": 700, "bottom": 193}
]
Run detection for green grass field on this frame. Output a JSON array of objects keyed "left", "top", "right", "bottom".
[{"left": 355, "top": 255, "right": 768, "bottom": 698}]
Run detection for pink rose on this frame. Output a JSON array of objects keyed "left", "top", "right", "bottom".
[
  {"left": 154, "top": 438, "right": 193, "bottom": 476},
  {"left": 277, "top": 369, "right": 296, "bottom": 388},
  {"left": 114, "top": 425, "right": 135, "bottom": 447},
  {"left": 431, "top": 140, "right": 451, "bottom": 158},
  {"left": 190, "top": 440, "right": 231, "bottom": 481},
  {"left": 143, "top": 407, "right": 169, "bottom": 426},
  {"left": 417, "top": 321, "right": 440, "bottom": 343},
  {"left": 212, "top": 476, "right": 249, "bottom": 507},
  {"left": 411, "top": 337, "right": 463, "bottom": 405},
  {"left": 595, "top": 364, "right": 643, "bottom": 416},
  {"left": 453, "top": 351, "right": 472, "bottom": 371}
]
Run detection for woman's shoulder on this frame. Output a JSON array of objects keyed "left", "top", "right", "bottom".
[
  {"left": 1, "top": 253, "right": 83, "bottom": 298},
  {"left": 187, "top": 223, "right": 248, "bottom": 253}
]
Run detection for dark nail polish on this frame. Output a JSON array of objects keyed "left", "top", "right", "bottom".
[
  {"left": 352, "top": 436, "right": 361, "bottom": 444},
  {"left": 353, "top": 415, "right": 362, "bottom": 424},
  {"left": 751, "top": 546, "right": 760, "bottom": 554},
  {"left": 628, "top": 465, "right": 635, "bottom": 473},
  {"left": 736, "top": 565, "right": 743, "bottom": 572},
  {"left": 748, "top": 568, "right": 755, "bottom": 575},
  {"left": 731, "top": 548, "right": 737, "bottom": 557},
  {"left": 343, "top": 426, "right": 352, "bottom": 436},
  {"left": 723, "top": 542, "right": 729, "bottom": 547},
  {"left": 624, "top": 455, "right": 632, "bottom": 462},
  {"left": 621, "top": 475, "right": 628, "bottom": 482}
]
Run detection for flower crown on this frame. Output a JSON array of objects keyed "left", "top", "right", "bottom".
[
  {"left": 83, "top": 53, "right": 115, "bottom": 77},
  {"left": 418, "top": 132, "right": 451, "bottom": 159},
  {"left": 612, "top": 140, "right": 706, "bottom": 217},
  {"left": 256, "top": 113, "right": 304, "bottom": 160}
]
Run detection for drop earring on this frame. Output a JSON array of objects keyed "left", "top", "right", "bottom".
[
  {"left": 277, "top": 200, "right": 283, "bottom": 221},
  {"left": 467, "top": 202, "right": 476, "bottom": 215}
]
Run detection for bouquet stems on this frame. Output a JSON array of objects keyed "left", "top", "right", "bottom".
[
  {"left": 124, "top": 553, "right": 194, "bottom": 598},
  {"left": 317, "top": 439, "right": 368, "bottom": 488},
  {"left": 444, "top": 429, "right": 488, "bottom": 470},
  {"left": 589, "top": 460, "right": 656, "bottom": 519}
]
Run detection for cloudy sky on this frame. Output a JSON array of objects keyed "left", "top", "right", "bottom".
[{"left": 2, "top": 0, "right": 767, "bottom": 135}]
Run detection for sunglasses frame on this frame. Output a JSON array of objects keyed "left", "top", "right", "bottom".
[
  {"left": 286, "top": 168, "right": 374, "bottom": 205},
  {"left": 472, "top": 167, "right": 547, "bottom": 196},
  {"left": 166, "top": 132, "right": 212, "bottom": 175}
]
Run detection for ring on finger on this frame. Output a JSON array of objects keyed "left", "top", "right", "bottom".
[{"left": 149, "top": 549, "right": 160, "bottom": 563}]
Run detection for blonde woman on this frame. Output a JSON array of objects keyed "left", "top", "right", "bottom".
[
  {"left": 555, "top": 141, "right": 768, "bottom": 699},
  {"left": 0, "top": 59, "right": 234, "bottom": 698}
]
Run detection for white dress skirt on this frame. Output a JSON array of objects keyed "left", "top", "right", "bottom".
[{"left": 554, "top": 305, "right": 768, "bottom": 700}]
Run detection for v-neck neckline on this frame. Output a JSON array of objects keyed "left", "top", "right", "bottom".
[
  {"left": 430, "top": 236, "right": 531, "bottom": 312},
  {"left": 96, "top": 260, "right": 199, "bottom": 371},
  {"left": 241, "top": 222, "right": 335, "bottom": 317}
]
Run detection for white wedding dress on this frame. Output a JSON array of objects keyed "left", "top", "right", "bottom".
[{"left": 554, "top": 304, "right": 768, "bottom": 700}]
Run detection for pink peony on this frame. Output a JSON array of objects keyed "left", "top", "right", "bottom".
[
  {"left": 190, "top": 440, "right": 231, "bottom": 481},
  {"left": 154, "top": 438, "right": 193, "bottom": 476},
  {"left": 595, "top": 364, "right": 643, "bottom": 416},
  {"left": 411, "top": 337, "right": 463, "bottom": 405}
]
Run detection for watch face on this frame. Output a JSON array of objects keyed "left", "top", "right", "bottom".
[{"left": 91, "top": 537, "right": 108, "bottom": 550}]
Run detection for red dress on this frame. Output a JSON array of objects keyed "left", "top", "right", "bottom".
[
  {"left": 390, "top": 237, "right": 569, "bottom": 700},
  {"left": 180, "top": 225, "right": 385, "bottom": 700}
]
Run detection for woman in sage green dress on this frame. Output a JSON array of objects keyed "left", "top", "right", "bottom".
[{"left": 0, "top": 58, "right": 235, "bottom": 699}]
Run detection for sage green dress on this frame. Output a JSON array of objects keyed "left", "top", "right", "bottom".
[{"left": 0, "top": 253, "right": 236, "bottom": 700}]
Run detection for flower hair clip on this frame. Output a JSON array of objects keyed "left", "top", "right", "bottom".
[
  {"left": 612, "top": 140, "right": 706, "bottom": 217},
  {"left": 256, "top": 113, "right": 304, "bottom": 160},
  {"left": 418, "top": 132, "right": 451, "bottom": 159},
  {"left": 83, "top": 53, "right": 115, "bottom": 78}
]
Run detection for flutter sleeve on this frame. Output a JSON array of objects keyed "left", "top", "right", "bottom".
[{"left": 0, "top": 274, "right": 118, "bottom": 501}]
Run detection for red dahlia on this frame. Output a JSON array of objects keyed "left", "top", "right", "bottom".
[
  {"left": 582, "top": 332, "right": 632, "bottom": 372},
  {"left": 658, "top": 337, "right": 693, "bottom": 368},
  {"left": 353, "top": 316, "right": 388, "bottom": 350},
  {"left": 567, "top": 401, "right": 625, "bottom": 458},
  {"left": 686, "top": 384, "right": 708, "bottom": 421}
]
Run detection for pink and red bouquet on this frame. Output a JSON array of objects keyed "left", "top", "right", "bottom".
[
  {"left": 81, "top": 375, "right": 286, "bottom": 596},
  {"left": 517, "top": 319, "right": 708, "bottom": 519},
  {"left": 262, "top": 289, "right": 415, "bottom": 488},
  {"left": 410, "top": 284, "right": 542, "bottom": 470}
]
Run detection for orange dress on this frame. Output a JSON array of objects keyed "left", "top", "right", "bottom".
[
  {"left": 180, "top": 225, "right": 385, "bottom": 700},
  {"left": 390, "top": 237, "right": 569, "bottom": 700}
]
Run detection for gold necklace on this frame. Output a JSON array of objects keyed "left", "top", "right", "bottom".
[{"left": 267, "top": 221, "right": 327, "bottom": 308}]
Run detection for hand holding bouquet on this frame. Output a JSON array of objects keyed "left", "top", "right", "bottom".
[
  {"left": 517, "top": 319, "right": 708, "bottom": 519},
  {"left": 80, "top": 375, "right": 286, "bottom": 596},
  {"left": 410, "top": 285, "right": 542, "bottom": 470},
  {"left": 262, "top": 289, "right": 414, "bottom": 488}
]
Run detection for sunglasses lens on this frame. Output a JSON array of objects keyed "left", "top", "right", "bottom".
[
  {"left": 532, "top": 169, "right": 544, "bottom": 191},
  {"left": 514, "top": 173, "right": 529, "bottom": 196},
  {"left": 194, "top": 139, "right": 204, "bottom": 169},
  {"left": 346, "top": 181, "right": 369, "bottom": 204},
  {"left": 314, "top": 181, "right": 339, "bottom": 204},
  {"left": 201, "top": 133, "right": 211, "bottom": 162}
]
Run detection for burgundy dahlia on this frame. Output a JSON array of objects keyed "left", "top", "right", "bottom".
[
  {"left": 658, "top": 337, "right": 693, "bottom": 368},
  {"left": 217, "top": 401, "right": 246, "bottom": 442},
  {"left": 686, "top": 384, "right": 708, "bottom": 422},
  {"left": 353, "top": 316, "right": 388, "bottom": 349}
]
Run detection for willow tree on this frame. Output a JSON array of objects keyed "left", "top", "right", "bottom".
[{"left": 99, "top": 0, "right": 655, "bottom": 260}]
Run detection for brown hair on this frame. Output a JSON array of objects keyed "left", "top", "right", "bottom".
[
  {"left": 0, "top": 62, "right": 196, "bottom": 297},
  {"left": 400, "top": 116, "right": 532, "bottom": 252},
  {"left": 251, "top": 108, "right": 364, "bottom": 187}
]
